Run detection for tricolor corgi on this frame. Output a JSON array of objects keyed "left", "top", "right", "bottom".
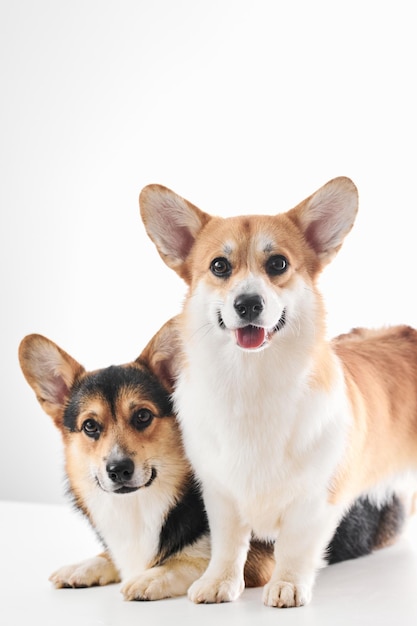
[
  {"left": 139, "top": 177, "right": 417, "bottom": 608},
  {"left": 19, "top": 316, "right": 408, "bottom": 601},
  {"left": 19, "top": 318, "right": 215, "bottom": 600}
]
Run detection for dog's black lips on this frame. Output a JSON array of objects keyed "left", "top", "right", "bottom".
[
  {"left": 217, "top": 311, "right": 225, "bottom": 329},
  {"left": 113, "top": 485, "right": 140, "bottom": 495},
  {"left": 272, "top": 308, "right": 286, "bottom": 334},
  {"left": 217, "top": 308, "right": 287, "bottom": 334},
  {"left": 97, "top": 466, "right": 157, "bottom": 495},
  {"left": 144, "top": 466, "right": 157, "bottom": 488}
]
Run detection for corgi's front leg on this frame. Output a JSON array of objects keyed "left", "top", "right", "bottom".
[
  {"left": 187, "top": 488, "right": 251, "bottom": 604},
  {"left": 49, "top": 552, "right": 120, "bottom": 588},
  {"left": 263, "top": 501, "right": 342, "bottom": 608}
]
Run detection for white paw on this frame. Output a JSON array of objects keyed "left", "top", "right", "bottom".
[
  {"left": 49, "top": 556, "right": 120, "bottom": 588},
  {"left": 188, "top": 575, "right": 244, "bottom": 604},
  {"left": 121, "top": 567, "right": 187, "bottom": 601},
  {"left": 262, "top": 580, "right": 312, "bottom": 608}
]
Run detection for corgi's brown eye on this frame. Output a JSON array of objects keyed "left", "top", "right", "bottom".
[
  {"left": 82, "top": 419, "right": 101, "bottom": 440},
  {"left": 132, "top": 409, "right": 154, "bottom": 431},
  {"left": 210, "top": 257, "right": 232, "bottom": 277},
  {"left": 266, "top": 255, "right": 288, "bottom": 276}
]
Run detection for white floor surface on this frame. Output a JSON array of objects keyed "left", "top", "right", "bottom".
[{"left": 1, "top": 499, "right": 417, "bottom": 626}]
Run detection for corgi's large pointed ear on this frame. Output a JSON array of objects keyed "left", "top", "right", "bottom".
[
  {"left": 288, "top": 176, "right": 359, "bottom": 265},
  {"left": 18, "top": 334, "right": 85, "bottom": 429},
  {"left": 136, "top": 316, "right": 182, "bottom": 392},
  {"left": 139, "top": 184, "right": 211, "bottom": 283}
]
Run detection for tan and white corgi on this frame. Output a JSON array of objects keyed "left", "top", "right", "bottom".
[
  {"left": 19, "top": 316, "right": 409, "bottom": 601},
  {"left": 139, "top": 177, "right": 417, "bottom": 608}
]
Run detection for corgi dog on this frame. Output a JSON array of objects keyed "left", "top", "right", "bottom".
[
  {"left": 139, "top": 177, "right": 417, "bottom": 608},
  {"left": 19, "top": 317, "right": 409, "bottom": 601},
  {"left": 19, "top": 318, "right": 216, "bottom": 600}
]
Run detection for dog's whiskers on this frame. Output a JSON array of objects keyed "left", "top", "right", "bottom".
[
  {"left": 286, "top": 311, "right": 301, "bottom": 338},
  {"left": 191, "top": 321, "right": 215, "bottom": 344}
]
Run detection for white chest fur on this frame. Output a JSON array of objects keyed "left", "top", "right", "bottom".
[
  {"left": 174, "top": 331, "right": 350, "bottom": 538},
  {"left": 85, "top": 487, "right": 172, "bottom": 580}
]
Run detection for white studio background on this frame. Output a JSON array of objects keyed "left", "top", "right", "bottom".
[{"left": 1, "top": 0, "right": 416, "bottom": 504}]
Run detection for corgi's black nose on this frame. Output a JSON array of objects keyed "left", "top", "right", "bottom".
[
  {"left": 234, "top": 294, "right": 263, "bottom": 321},
  {"left": 106, "top": 458, "right": 134, "bottom": 484}
]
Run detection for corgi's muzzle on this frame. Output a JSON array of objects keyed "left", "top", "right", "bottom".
[
  {"left": 218, "top": 292, "right": 287, "bottom": 350},
  {"left": 97, "top": 457, "right": 157, "bottom": 494}
]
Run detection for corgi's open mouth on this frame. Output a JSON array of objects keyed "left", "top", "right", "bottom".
[{"left": 218, "top": 309, "right": 287, "bottom": 350}]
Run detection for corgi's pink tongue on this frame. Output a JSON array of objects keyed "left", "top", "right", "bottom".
[{"left": 236, "top": 326, "right": 266, "bottom": 349}]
